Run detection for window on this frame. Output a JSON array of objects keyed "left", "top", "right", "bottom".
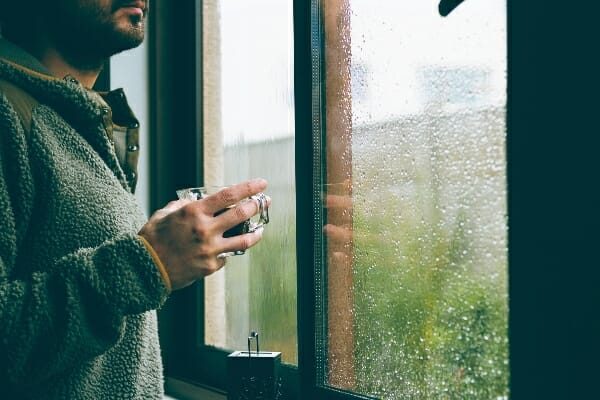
[
  {"left": 149, "top": 1, "right": 549, "bottom": 399},
  {"left": 202, "top": 0, "right": 298, "bottom": 365},
  {"left": 316, "top": 1, "right": 508, "bottom": 398}
]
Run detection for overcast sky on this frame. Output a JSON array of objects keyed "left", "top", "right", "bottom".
[{"left": 217, "top": 0, "right": 506, "bottom": 144}]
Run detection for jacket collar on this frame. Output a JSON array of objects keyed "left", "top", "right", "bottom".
[
  {"left": 0, "top": 38, "right": 107, "bottom": 130},
  {"left": 0, "top": 38, "right": 54, "bottom": 78},
  {"left": 0, "top": 38, "right": 138, "bottom": 192}
]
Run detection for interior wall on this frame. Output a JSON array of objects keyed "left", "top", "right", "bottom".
[{"left": 110, "top": 42, "right": 150, "bottom": 215}]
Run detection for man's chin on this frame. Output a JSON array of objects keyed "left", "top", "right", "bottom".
[
  {"left": 109, "top": 25, "right": 145, "bottom": 53},
  {"left": 59, "top": 28, "right": 144, "bottom": 69},
  {"left": 115, "top": 17, "right": 145, "bottom": 39}
]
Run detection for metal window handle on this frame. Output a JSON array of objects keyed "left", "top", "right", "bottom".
[
  {"left": 247, "top": 331, "right": 259, "bottom": 357},
  {"left": 439, "top": 0, "right": 466, "bottom": 17}
]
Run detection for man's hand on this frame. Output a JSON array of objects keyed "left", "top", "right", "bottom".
[
  {"left": 139, "top": 179, "right": 269, "bottom": 290},
  {"left": 323, "top": 188, "right": 353, "bottom": 265},
  {"left": 324, "top": 192, "right": 353, "bottom": 247}
]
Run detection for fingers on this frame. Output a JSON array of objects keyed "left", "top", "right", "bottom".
[
  {"left": 325, "top": 194, "right": 352, "bottom": 209},
  {"left": 200, "top": 179, "right": 268, "bottom": 214},
  {"left": 218, "top": 228, "right": 264, "bottom": 254},
  {"left": 200, "top": 255, "right": 228, "bottom": 277},
  {"left": 212, "top": 194, "right": 271, "bottom": 232},
  {"left": 323, "top": 223, "right": 353, "bottom": 244},
  {"left": 203, "top": 228, "right": 263, "bottom": 274}
]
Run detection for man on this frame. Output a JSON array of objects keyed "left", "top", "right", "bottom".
[{"left": 0, "top": 1, "right": 267, "bottom": 398}]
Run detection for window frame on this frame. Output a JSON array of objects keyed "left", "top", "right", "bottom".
[{"left": 153, "top": 0, "right": 600, "bottom": 399}]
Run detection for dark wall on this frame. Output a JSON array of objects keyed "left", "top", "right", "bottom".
[{"left": 508, "top": 1, "right": 600, "bottom": 398}]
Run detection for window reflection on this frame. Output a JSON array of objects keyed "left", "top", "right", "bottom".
[{"left": 322, "top": 0, "right": 508, "bottom": 398}]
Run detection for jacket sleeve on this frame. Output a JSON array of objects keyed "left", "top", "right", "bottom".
[{"left": 0, "top": 95, "right": 170, "bottom": 386}]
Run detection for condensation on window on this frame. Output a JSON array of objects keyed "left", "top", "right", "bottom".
[
  {"left": 202, "top": 0, "right": 297, "bottom": 364},
  {"left": 323, "top": 1, "right": 508, "bottom": 398}
]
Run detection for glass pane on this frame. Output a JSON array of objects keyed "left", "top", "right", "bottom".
[
  {"left": 321, "top": 0, "right": 508, "bottom": 398},
  {"left": 202, "top": 0, "right": 297, "bottom": 364}
]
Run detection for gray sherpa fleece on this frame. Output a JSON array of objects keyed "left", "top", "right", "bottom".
[{"left": 0, "top": 43, "right": 169, "bottom": 399}]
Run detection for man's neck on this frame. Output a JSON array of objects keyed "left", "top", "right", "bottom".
[{"left": 38, "top": 47, "right": 102, "bottom": 89}]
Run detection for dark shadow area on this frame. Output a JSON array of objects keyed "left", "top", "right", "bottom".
[{"left": 509, "top": 1, "right": 600, "bottom": 398}]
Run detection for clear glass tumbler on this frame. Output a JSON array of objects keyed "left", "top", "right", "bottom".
[{"left": 176, "top": 186, "right": 270, "bottom": 256}]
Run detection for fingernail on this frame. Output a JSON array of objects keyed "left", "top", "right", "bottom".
[{"left": 255, "top": 227, "right": 264, "bottom": 236}]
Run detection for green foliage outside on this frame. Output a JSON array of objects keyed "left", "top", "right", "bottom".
[
  {"left": 235, "top": 108, "right": 510, "bottom": 399},
  {"left": 348, "top": 110, "right": 509, "bottom": 399},
  {"left": 248, "top": 202, "right": 298, "bottom": 364},
  {"left": 352, "top": 206, "right": 509, "bottom": 399}
]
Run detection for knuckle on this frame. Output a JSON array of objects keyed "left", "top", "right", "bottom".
[
  {"left": 176, "top": 205, "right": 188, "bottom": 218},
  {"left": 245, "top": 181, "right": 253, "bottom": 196},
  {"left": 234, "top": 205, "right": 250, "bottom": 221},
  {"left": 196, "top": 243, "right": 212, "bottom": 258},
  {"left": 217, "top": 188, "right": 235, "bottom": 205},
  {"left": 177, "top": 203, "right": 195, "bottom": 219},
  {"left": 191, "top": 223, "right": 209, "bottom": 240},
  {"left": 204, "top": 260, "right": 218, "bottom": 273},
  {"left": 239, "top": 237, "right": 251, "bottom": 251}
]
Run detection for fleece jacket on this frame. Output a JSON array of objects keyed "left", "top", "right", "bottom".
[{"left": 0, "top": 39, "right": 170, "bottom": 399}]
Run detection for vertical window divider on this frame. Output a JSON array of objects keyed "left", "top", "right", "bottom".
[
  {"left": 194, "top": 0, "right": 206, "bottom": 353},
  {"left": 295, "top": 0, "right": 316, "bottom": 397},
  {"left": 311, "top": 0, "right": 328, "bottom": 390}
]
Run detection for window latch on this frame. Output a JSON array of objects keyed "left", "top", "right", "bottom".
[
  {"left": 439, "top": 0, "right": 466, "bottom": 17},
  {"left": 227, "top": 331, "right": 283, "bottom": 399},
  {"left": 247, "top": 331, "right": 260, "bottom": 356}
]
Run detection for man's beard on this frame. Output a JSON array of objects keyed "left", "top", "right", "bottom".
[{"left": 44, "top": 0, "right": 146, "bottom": 71}]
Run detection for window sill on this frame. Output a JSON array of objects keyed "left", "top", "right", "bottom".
[{"left": 165, "top": 377, "right": 227, "bottom": 400}]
